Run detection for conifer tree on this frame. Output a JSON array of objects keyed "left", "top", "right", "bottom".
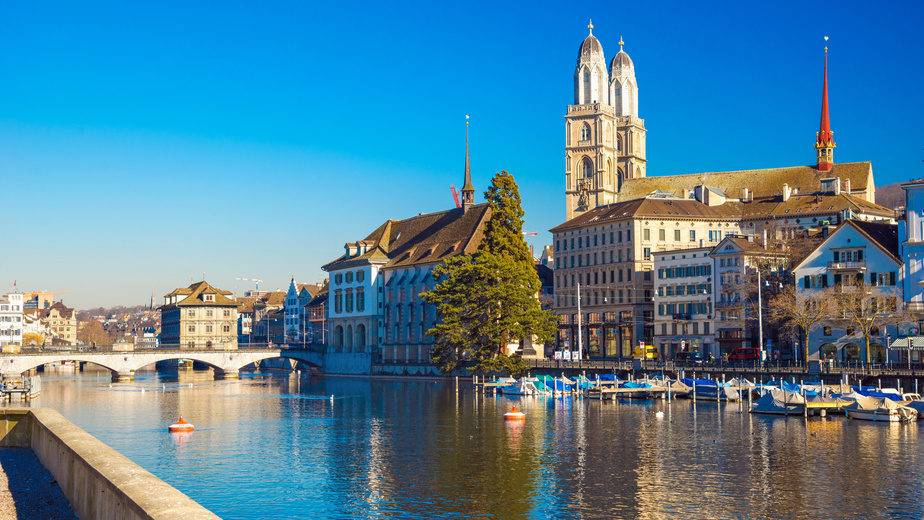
[{"left": 423, "top": 171, "right": 556, "bottom": 375}]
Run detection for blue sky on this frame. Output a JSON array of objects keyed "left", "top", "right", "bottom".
[{"left": 2, "top": 1, "right": 922, "bottom": 309}]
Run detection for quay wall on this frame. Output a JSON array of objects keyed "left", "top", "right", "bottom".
[{"left": 0, "top": 408, "right": 219, "bottom": 520}]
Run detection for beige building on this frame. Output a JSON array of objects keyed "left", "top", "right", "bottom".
[
  {"left": 40, "top": 301, "right": 76, "bottom": 345},
  {"left": 160, "top": 281, "right": 238, "bottom": 350},
  {"left": 550, "top": 195, "right": 742, "bottom": 358}
]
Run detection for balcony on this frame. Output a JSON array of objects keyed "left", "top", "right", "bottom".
[
  {"left": 672, "top": 313, "right": 692, "bottom": 321},
  {"left": 828, "top": 260, "right": 866, "bottom": 271}
]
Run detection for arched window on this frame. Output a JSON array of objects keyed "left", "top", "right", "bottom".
[
  {"left": 346, "top": 325, "right": 353, "bottom": 348},
  {"left": 582, "top": 159, "right": 594, "bottom": 178},
  {"left": 616, "top": 135, "right": 622, "bottom": 152},
  {"left": 606, "top": 159, "right": 613, "bottom": 186},
  {"left": 357, "top": 324, "right": 366, "bottom": 347},
  {"left": 581, "top": 123, "right": 591, "bottom": 141},
  {"left": 335, "top": 326, "right": 343, "bottom": 348}
]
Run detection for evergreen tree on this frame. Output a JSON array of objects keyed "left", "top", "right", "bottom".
[{"left": 423, "top": 171, "right": 556, "bottom": 375}]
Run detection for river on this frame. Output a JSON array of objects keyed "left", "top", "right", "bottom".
[{"left": 10, "top": 367, "right": 924, "bottom": 519}]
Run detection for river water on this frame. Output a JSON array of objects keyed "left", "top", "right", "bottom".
[{"left": 11, "top": 367, "right": 924, "bottom": 519}]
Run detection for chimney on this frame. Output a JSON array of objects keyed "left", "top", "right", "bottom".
[
  {"left": 742, "top": 187, "right": 749, "bottom": 201},
  {"left": 682, "top": 188, "right": 691, "bottom": 199},
  {"left": 834, "top": 177, "right": 841, "bottom": 195},
  {"left": 782, "top": 184, "right": 791, "bottom": 202},
  {"left": 845, "top": 178, "right": 851, "bottom": 195}
]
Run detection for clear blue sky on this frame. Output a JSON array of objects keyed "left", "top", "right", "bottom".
[{"left": 2, "top": 1, "right": 922, "bottom": 309}]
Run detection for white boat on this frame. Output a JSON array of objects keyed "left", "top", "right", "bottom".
[
  {"left": 499, "top": 379, "right": 542, "bottom": 396},
  {"left": 845, "top": 396, "right": 917, "bottom": 423},
  {"left": 750, "top": 389, "right": 805, "bottom": 415}
]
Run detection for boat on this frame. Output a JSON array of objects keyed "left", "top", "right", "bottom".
[
  {"left": 168, "top": 415, "right": 195, "bottom": 432},
  {"left": 750, "top": 389, "right": 805, "bottom": 415},
  {"left": 504, "top": 406, "right": 525, "bottom": 420},
  {"left": 845, "top": 396, "right": 917, "bottom": 423}
]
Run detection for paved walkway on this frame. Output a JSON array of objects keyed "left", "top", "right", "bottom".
[{"left": 0, "top": 449, "right": 76, "bottom": 519}]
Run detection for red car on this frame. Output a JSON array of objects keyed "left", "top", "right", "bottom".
[{"left": 727, "top": 347, "right": 760, "bottom": 361}]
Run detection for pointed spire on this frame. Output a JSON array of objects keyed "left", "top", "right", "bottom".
[
  {"left": 815, "top": 36, "right": 836, "bottom": 171},
  {"left": 460, "top": 115, "right": 475, "bottom": 210}
]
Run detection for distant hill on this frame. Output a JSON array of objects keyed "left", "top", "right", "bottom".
[{"left": 877, "top": 179, "right": 923, "bottom": 210}]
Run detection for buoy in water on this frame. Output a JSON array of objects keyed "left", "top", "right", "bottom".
[
  {"left": 504, "top": 406, "right": 526, "bottom": 421},
  {"left": 168, "top": 415, "right": 194, "bottom": 432}
]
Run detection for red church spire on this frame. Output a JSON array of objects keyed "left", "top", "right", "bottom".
[{"left": 815, "top": 37, "right": 835, "bottom": 171}]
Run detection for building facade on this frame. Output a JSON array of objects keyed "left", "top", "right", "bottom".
[
  {"left": 550, "top": 195, "right": 742, "bottom": 358},
  {"left": 793, "top": 221, "right": 902, "bottom": 362},
  {"left": 0, "top": 294, "right": 24, "bottom": 346},
  {"left": 652, "top": 248, "right": 713, "bottom": 359},
  {"left": 41, "top": 301, "right": 76, "bottom": 345},
  {"left": 160, "top": 281, "right": 239, "bottom": 349}
]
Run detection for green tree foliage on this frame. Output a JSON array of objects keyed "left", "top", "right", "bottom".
[{"left": 424, "top": 171, "right": 556, "bottom": 375}]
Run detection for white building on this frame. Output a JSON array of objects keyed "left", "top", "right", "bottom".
[
  {"left": 793, "top": 220, "right": 902, "bottom": 362},
  {"left": 0, "top": 294, "right": 24, "bottom": 346},
  {"left": 652, "top": 247, "right": 713, "bottom": 359}
]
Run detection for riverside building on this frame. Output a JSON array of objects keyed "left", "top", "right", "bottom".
[{"left": 552, "top": 25, "right": 895, "bottom": 358}]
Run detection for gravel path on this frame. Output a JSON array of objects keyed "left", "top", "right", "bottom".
[{"left": 0, "top": 449, "right": 77, "bottom": 519}]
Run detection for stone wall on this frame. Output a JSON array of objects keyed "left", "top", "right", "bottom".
[{"left": 0, "top": 408, "right": 219, "bottom": 520}]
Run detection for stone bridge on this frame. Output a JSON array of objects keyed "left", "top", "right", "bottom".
[{"left": 0, "top": 348, "right": 325, "bottom": 382}]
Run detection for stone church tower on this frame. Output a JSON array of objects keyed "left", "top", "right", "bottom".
[{"left": 565, "top": 22, "right": 647, "bottom": 221}]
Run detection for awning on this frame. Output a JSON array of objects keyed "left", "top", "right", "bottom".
[{"left": 888, "top": 336, "right": 924, "bottom": 350}]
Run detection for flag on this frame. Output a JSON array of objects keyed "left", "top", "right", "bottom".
[{"left": 12, "top": 280, "right": 15, "bottom": 287}]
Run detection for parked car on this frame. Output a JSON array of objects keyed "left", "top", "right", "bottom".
[
  {"left": 675, "top": 351, "right": 705, "bottom": 364},
  {"left": 727, "top": 347, "right": 760, "bottom": 361}
]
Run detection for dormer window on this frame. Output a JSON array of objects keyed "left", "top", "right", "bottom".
[{"left": 204, "top": 294, "right": 214, "bottom": 302}]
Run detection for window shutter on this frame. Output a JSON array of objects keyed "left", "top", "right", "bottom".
[{"left": 804, "top": 276, "right": 810, "bottom": 288}]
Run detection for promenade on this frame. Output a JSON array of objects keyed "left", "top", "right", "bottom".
[{"left": 0, "top": 449, "right": 75, "bottom": 519}]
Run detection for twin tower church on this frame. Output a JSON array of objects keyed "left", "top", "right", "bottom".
[{"left": 563, "top": 22, "right": 858, "bottom": 222}]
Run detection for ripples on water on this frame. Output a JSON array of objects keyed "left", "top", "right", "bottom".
[{"left": 13, "top": 368, "right": 924, "bottom": 519}]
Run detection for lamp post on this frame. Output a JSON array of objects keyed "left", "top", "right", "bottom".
[{"left": 576, "top": 280, "right": 583, "bottom": 361}]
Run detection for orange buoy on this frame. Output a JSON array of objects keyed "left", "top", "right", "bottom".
[
  {"left": 168, "top": 415, "right": 194, "bottom": 432},
  {"left": 504, "top": 406, "right": 526, "bottom": 421}
]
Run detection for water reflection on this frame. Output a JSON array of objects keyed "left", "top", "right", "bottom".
[{"left": 8, "top": 368, "right": 924, "bottom": 519}]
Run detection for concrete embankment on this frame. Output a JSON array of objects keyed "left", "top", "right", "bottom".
[{"left": 0, "top": 408, "right": 220, "bottom": 520}]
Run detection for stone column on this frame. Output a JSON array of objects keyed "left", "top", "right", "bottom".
[
  {"left": 215, "top": 368, "right": 239, "bottom": 380},
  {"left": 112, "top": 370, "right": 134, "bottom": 382}
]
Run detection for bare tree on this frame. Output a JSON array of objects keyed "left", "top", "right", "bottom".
[
  {"left": 766, "top": 285, "right": 834, "bottom": 362},
  {"left": 832, "top": 284, "right": 907, "bottom": 364}
]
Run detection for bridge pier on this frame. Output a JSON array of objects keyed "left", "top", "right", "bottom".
[
  {"left": 112, "top": 370, "right": 134, "bottom": 382},
  {"left": 214, "top": 368, "right": 239, "bottom": 380}
]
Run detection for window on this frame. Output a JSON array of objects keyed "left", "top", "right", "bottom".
[
  {"left": 578, "top": 237, "right": 583, "bottom": 248},
  {"left": 643, "top": 229, "right": 650, "bottom": 241},
  {"left": 346, "top": 272, "right": 353, "bottom": 283},
  {"left": 335, "top": 274, "right": 342, "bottom": 284},
  {"left": 674, "top": 230, "right": 681, "bottom": 241},
  {"left": 659, "top": 229, "right": 666, "bottom": 241},
  {"left": 581, "top": 124, "right": 591, "bottom": 141},
  {"left": 690, "top": 230, "right": 696, "bottom": 241},
  {"left": 335, "top": 292, "right": 343, "bottom": 313},
  {"left": 346, "top": 290, "right": 354, "bottom": 312},
  {"left": 188, "top": 325, "right": 195, "bottom": 333},
  {"left": 643, "top": 247, "right": 651, "bottom": 260},
  {"left": 582, "top": 159, "right": 593, "bottom": 178},
  {"left": 224, "top": 309, "right": 231, "bottom": 317},
  {"left": 187, "top": 309, "right": 195, "bottom": 318},
  {"left": 206, "top": 309, "right": 213, "bottom": 317},
  {"left": 223, "top": 325, "right": 230, "bottom": 333},
  {"left": 358, "top": 290, "right": 365, "bottom": 312},
  {"left": 206, "top": 325, "right": 213, "bottom": 333},
  {"left": 357, "top": 270, "right": 365, "bottom": 283}
]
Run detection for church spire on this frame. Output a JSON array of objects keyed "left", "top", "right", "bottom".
[
  {"left": 815, "top": 36, "right": 836, "bottom": 172},
  {"left": 460, "top": 115, "right": 475, "bottom": 211}
]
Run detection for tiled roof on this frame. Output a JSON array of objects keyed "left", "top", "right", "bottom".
[
  {"left": 550, "top": 197, "right": 741, "bottom": 232},
  {"left": 163, "top": 281, "right": 238, "bottom": 308},
  {"left": 40, "top": 301, "right": 74, "bottom": 319},
  {"left": 740, "top": 193, "right": 894, "bottom": 221},
  {"left": 236, "top": 296, "right": 258, "bottom": 314},
  {"left": 618, "top": 162, "right": 873, "bottom": 202},
  {"left": 323, "top": 204, "right": 492, "bottom": 271},
  {"left": 850, "top": 221, "right": 899, "bottom": 260},
  {"left": 259, "top": 292, "right": 287, "bottom": 306}
]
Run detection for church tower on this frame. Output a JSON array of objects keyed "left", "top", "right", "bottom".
[
  {"left": 815, "top": 37, "right": 835, "bottom": 172},
  {"left": 460, "top": 115, "right": 475, "bottom": 212},
  {"left": 565, "top": 23, "right": 646, "bottom": 221}
]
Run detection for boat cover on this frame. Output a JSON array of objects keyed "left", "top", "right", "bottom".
[
  {"left": 751, "top": 389, "right": 805, "bottom": 413},
  {"left": 680, "top": 378, "right": 717, "bottom": 387},
  {"left": 621, "top": 381, "right": 653, "bottom": 389}
]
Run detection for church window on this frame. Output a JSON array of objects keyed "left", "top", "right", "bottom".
[
  {"left": 616, "top": 135, "right": 622, "bottom": 152},
  {"left": 581, "top": 124, "right": 591, "bottom": 141},
  {"left": 582, "top": 159, "right": 593, "bottom": 178}
]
